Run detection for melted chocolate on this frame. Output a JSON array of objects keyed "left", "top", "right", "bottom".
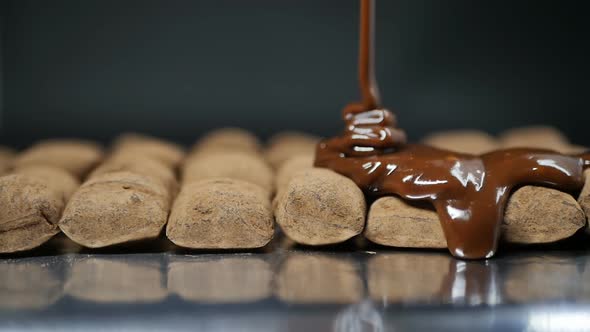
[{"left": 315, "top": 0, "right": 590, "bottom": 259}]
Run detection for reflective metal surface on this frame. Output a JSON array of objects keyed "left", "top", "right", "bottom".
[{"left": 1, "top": 234, "right": 590, "bottom": 331}]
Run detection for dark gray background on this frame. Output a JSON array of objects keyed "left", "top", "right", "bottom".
[{"left": 0, "top": 0, "right": 588, "bottom": 148}]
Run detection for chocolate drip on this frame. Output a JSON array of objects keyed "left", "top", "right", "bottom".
[
  {"left": 359, "top": 0, "right": 380, "bottom": 110},
  {"left": 315, "top": 0, "right": 590, "bottom": 259}
]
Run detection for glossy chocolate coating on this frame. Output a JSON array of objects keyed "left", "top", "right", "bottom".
[{"left": 315, "top": 0, "right": 590, "bottom": 259}]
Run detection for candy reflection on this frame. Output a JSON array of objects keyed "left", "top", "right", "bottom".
[
  {"left": 504, "top": 255, "right": 590, "bottom": 303},
  {"left": 276, "top": 253, "right": 364, "bottom": 304},
  {"left": 64, "top": 255, "right": 167, "bottom": 303},
  {"left": 167, "top": 254, "right": 272, "bottom": 303},
  {"left": 368, "top": 253, "right": 450, "bottom": 304},
  {"left": 0, "top": 257, "right": 63, "bottom": 309}
]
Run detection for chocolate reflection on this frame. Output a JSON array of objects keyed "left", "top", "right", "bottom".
[
  {"left": 368, "top": 253, "right": 501, "bottom": 305},
  {"left": 439, "top": 259, "right": 501, "bottom": 305},
  {"left": 503, "top": 255, "right": 590, "bottom": 303},
  {"left": 0, "top": 257, "right": 63, "bottom": 310},
  {"left": 276, "top": 253, "right": 364, "bottom": 304},
  {"left": 167, "top": 254, "right": 272, "bottom": 303},
  {"left": 64, "top": 255, "right": 167, "bottom": 303}
]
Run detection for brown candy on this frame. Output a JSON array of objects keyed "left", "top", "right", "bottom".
[
  {"left": 182, "top": 151, "right": 274, "bottom": 194},
  {"left": 0, "top": 146, "right": 15, "bottom": 176},
  {"left": 192, "top": 127, "right": 261, "bottom": 155},
  {"left": 275, "top": 154, "right": 315, "bottom": 194},
  {"left": 422, "top": 130, "right": 499, "bottom": 154},
  {"left": 578, "top": 169, "right": 590, "bottom": 232},
  {"left": 365, "top": 186, "right": 586, "bottom": 248},
  {"left": 365, "top": 197, "right": 446, "bottom": 249},
  {"left": 89, "top": 154, "right": 178, "bottom": 196},
  {"left": 112, "top": 133, "right": 185, "bottom": 168},
  {"left": 14, "top": 139, "right": 104, "bottom": 179},
  {"left": 59, "top": 171, "right": 171, "bottom": 248},
  {"left": 0, "top": 174, "right": 65, "bottom": 253},
  {"left": 59, "top": 133, "right": 181, "bottom": 248},
  {"left": 166, "top": 178, "right": 274, "bottom": 249},
  {"left": 274, "top": 168, "right": 366, "bottom": 245},
  {"left": 265, "top": 131, "right": 319, "bottom": 169},
  {"left": 499, "top": 126, "right": 571, "bottom": 152},
  {"left": 567, "top": 145, "right": 589, "bottom": 154},
  {"left": 503, "top": 186, "right": 585, "bottom": 243},
  {"left": 13, "top": 165, "right": 80, "bottom": 201}
]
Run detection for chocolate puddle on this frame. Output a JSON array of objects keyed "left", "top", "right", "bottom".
[{"left": 314, "top": 0, "right": 590, "bottom": 259}]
